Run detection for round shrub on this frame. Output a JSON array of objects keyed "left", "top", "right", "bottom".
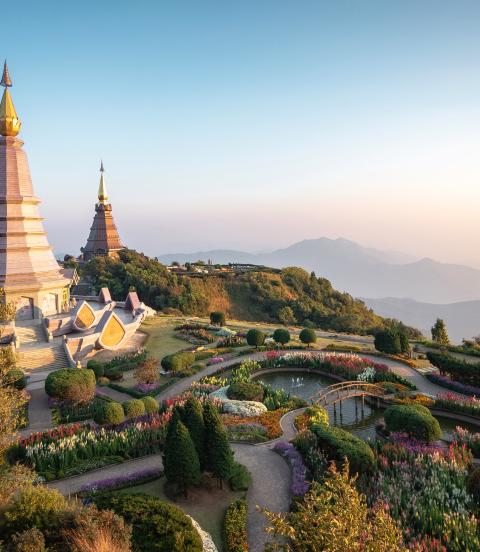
[
  {"left": 93, "top": 493, "right": 202, "bottom": 552},
  {"left": 123, "top": 399, "right": 146, "bottom": 418},
  {"left": 246, "top": 329, "right": 265, "bottom": 348},
  {"left": 45, "top": 368, "right": 96, "bottom": 404},
  {"left": 141, "top": 396, "right": 159, "bottom": 414},
  {"left": 104, "top": 367, "right": 122, "bottom": 381},
  {"left": 273, "top": 328, "right": 290, "bottom": 345},
  {"left": 312, "top": 423, "right": 374, "bottom": 474},
  {"left": 305, "top": 405, "right": 329, "bottom": 426},
  {"left": 227, "top": 382, "right": 264, "bottom": 402},
  {"left": 383, "top": 404, "right": 441, "bottom": 443},
  {"left": 94, "top": 401, "right": 125, "bottom": 425},
  {"left": 87, "top": 360, "right": 104, "bottom": 378},
  {"left": 97, "top": 376, "right": 110, "bottom": 386},
  {"left": 161, "top": 351, "right": 195, "bottom": 373},
  {"left": 299, "top": 328, "right": 317, "bottom": 347},
  {"left": 6, "top": 369, "right": 26, "bottom": 389},
  {"left": 210, "top": 311, "right": 226, "bottom": 326}
]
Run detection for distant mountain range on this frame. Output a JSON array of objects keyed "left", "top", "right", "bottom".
[
  {"left": 158, "top": 238, "right": 480, "bottom": 304},
  {"left": 362, "top": 297, "right": 480, "bottom": 343}
]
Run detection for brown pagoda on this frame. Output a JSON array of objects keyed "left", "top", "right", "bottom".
[{"left": 81, "top": 162, "right": 124, "bottom": 261}]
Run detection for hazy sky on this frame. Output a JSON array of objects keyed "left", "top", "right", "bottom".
[{"left": 5, "top": 1, "right": 480, "bottom": 265}]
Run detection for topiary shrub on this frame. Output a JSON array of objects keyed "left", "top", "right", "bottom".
[
  {"left": 87, "top": 360, "right": 104, "bottom": 379},
  {"left": 273, "top": 328, "right": 290, "bottom": 346},
  {"left": 45, "top": 368, "right": 96, "bottom": 404},
  {"left": 93, "top": 493, "right": 203, "bottom": 552},
  {"left": 229, "top": 462, "right": 251, "bottom": 491},
  {"left": 141, "top": 396, "right": 159, "bottom": 414},
  {"left": 104, "top": 367, "right": 123, "bottom": 381},
  {"left": 246, "top": 329, "right": 265, "bottom": 348},
  {"left": 94, "top": 401, "right": 125, "bottom": 425},
  {"left": 311, "top": 423, "right": 374, "bottom": 474},
  {"left": 123, "top": 399, "right": 146, "bottom": 418},
  {"left": 6, "top": 369, "right": 26, "bottom": 390},
  {"left": 210, "top": 311, "right": 226, "bottom": 326},
  {"left": 161, "top": 351, "right": 195, "bottom": 373},
  {"left": 383, "top": 404, "right": 441, "bottom": 443},
  {"left": 299, "top": 328, "right": 317, "bottom": 347},
  {"left": 97, "top": 376, "right": 110, "bottom": 386},
  {"left": 227, "top": 382, "right": 264, "bottom": 402}
]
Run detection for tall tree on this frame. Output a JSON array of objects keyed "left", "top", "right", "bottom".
[
  {"left": 183, "top": 397, "right": 206, "bottom": 468},
  {"left": 163, "top": 419, "right": 201, "bottom": 497},
  {"left": 431, "top": 318, "right": 450, "bottom": 345},
  {"left": 203, "top": 401, "right": 233, "bottom": 487}
]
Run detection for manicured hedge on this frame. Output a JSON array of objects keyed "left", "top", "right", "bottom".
[
  {"left": 6, "top": 369, "right": 26, "bottom": 389},
  {"left": 94, "top": 401, "right": 125, "bottom": 425},
  {"left": 384, "top": 404, "right": 442, "bottom": 443},
  {"left": 427, "top": 351, "right": 480, "bottom": 387},
  {"left": 161, "top": 351, "right": 195, "bottom": 373},
  {"left": 227, "top": 382, "right": 264, "bottom": 402},
  {"left": 141, "top": 396, "right": 159, "bottom": 413},
  {"left": 45, "top": 369, "right": 96, "bottom": 401},
  {"left": 229, "top": 462, "right": 251, "bottom": 491},
  {"left": 94, "top": 493, "right": 203, "bottom": 552},
  {"left": 123, "top": 399, "right": 146, "bottom": 418},
  {"left": 246, "top": 329, "right": 265, "bottom": 347},
  {"left": 223, "top": 499, "right": 248, "bottom": 552},
  {"left": 311, "top": 423, "right": 374, "bottom": 473}
]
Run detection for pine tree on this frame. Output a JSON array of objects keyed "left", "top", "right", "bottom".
[
  {"left": 163, "top": 419, "right": 201, "bottom": 497},
  {"left": 203, "top": 401, "right": 233, "bottom": 488},
  {"left": 431, "top": 318, "right": 450, "bottom": 345},
  {"left": 183, "top": 397, "right": 206, "bottom": 469}
]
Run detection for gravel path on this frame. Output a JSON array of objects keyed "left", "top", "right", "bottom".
[
  {"left": 48, "top": 453, "right": 163, "bottom": 496},
  {"left": 96, "top": 384, "right": 132, "bottom": 402}
]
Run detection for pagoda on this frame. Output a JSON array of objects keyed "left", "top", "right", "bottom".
[
  {"left": 0, "top": 62, "right": 70, "bottom": 319},
  {"left": 80, "top": 162, "right": 124, "bottom": 261}
]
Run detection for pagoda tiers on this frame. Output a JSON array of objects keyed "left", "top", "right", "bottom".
[
  {"left": 80, "top": 162, "right": 124, "bottom": 261},
  {"left": 0, "top": 62, "right": 70, "bottom": 319}
]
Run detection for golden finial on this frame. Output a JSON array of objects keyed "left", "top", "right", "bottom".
[
  {"left": 0, "top": 60, "right": 21, "bottom": 137},
  {"left": 97, "top": 161, "right": 108, "bottom": 204}
]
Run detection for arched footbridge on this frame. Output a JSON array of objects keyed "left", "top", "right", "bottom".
[{"left": 311, "top": 381, "right": 385, "bottom": 407}]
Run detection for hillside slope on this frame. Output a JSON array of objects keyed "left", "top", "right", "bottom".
[
  {"left": 158, "top": 237, "right": 480, "bottom": 303},
  {"left": 83, "top": 249, "right": 396, "bottom": 335}
]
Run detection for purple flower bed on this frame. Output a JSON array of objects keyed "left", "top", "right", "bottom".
[
  {"left": 135, "top": 382, "right": 161, "bottom": 394},
  {"left": 427, "top": 373, "right": 480, "bottom": 396},
  {"left": 79, "top": 467, "right": 163, "bottom": 495},
  {"left": 390, "top": 432, "right": 444, "bottom": 455},
  {"left": 274, "top": 441, "right": 310, "bottom": 496}
]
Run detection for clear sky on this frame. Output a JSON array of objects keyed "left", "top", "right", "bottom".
[{"left": 5, "top": 1, "right": 480, "bottom": 265}]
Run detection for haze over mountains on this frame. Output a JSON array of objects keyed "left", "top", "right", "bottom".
[{"left": 158, "top": 237, "right": 480, "bottom": 342}]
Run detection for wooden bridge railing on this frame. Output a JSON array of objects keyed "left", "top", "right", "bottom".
[{"left": 310, "top": 381, "right": 385, "bottom": 407}]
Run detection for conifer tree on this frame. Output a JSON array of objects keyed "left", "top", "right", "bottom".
[
  {"left": 164, "top": 419, "right": 201, "bottom": 497},
  {"left": 431, "top": 318, "right": 450, "bottom": 345},
  {"left": 183, "top": 397, "right": 206, "bottom": 468},
  {"left": 203, "top": 401, "right": 233, "bottom": 487}
]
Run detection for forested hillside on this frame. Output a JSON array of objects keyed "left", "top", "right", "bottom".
[{"left": 82, "top": 249, "right": 418, "bottom": 336}]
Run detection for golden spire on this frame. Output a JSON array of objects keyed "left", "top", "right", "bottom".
[
  {"left": 0, "top": 61, "right": 21, "bottom": 137},
  {"left": 97, "top": 160, "right": 109, "bottom": 204}
]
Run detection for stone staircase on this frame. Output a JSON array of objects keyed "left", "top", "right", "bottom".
[
  {"left": 15, "top": 323, "right": 46, "bottom": 345},
  {"left": 19, "top": 345, "right": 70, "bottom": 373}
]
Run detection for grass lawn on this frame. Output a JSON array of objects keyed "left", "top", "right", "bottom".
[
  {"left": 141, "top": 317, "right": 188, "bottom": 359},
  {"left": 118, "top": 476, "right": 244, "bottom": 551}
]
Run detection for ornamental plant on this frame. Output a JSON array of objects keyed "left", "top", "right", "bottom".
[
  {"left": 141, "top": 396, "right": 159, "bottom": 414},
  {"left": 273, "top": 328, "right": 290, "bottom": 346},
  {"left": 223, "top": 499, "right": 248, "bottom": 552},
  {"left": 134, "top": 358, "right": 160, "bottom": 385},
  {"left": 204, "top": 400, "right": 233, "bottom": 486},
  {"left": 384, "top": 404, "right": 442, "bottom": 443},
  {"left": 210, "top": 311, "right": 226, "bottom": 326},
  {"left": 246, "top": 329, "right": 265, "bottom": 348},
  {"left": 231, "top": 359, "right": 261, "bottom": 383},
  {"left": 45, "top": 369, "right": 96, "bottom": 405},
  {"left": 123, "top": 399, "right": 146, "bottom": 418},
  {"left": 182, "top": 396, "right": 206, "bottom": 468},
  {"left": 299, "top": 328, "right": 317, "bottom": 347}
]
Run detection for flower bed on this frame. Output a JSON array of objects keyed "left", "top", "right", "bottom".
[
  {"left": 434, "top": 392, "right": 480, "bottom": 417},
  {"left": 222, "top": 409, "right": 287, "bottom": 441},
  {"left": 79, "top": 467, "right": 163, "bottom": 495},
  {"left": 223, "top": 499, "right": 248, "bottom": 552},
  {"left": 273, "top": 441, "right": 309, "bottom": 496},
  {"left": 427, "top": 372, "right": 480, "bottom": 397},
  {"left": 362, "top": 440, "right": 476, "bottom": 549},
  {"left": 9, "top": 412, "right": 170, "bottom": 480},
  {"left": 452, "top": 427, "right": 480, "bottom": 457}
]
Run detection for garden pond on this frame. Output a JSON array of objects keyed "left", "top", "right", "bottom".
[{"left": 255, "top": 369, "right": 480, "bottom": 441}]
